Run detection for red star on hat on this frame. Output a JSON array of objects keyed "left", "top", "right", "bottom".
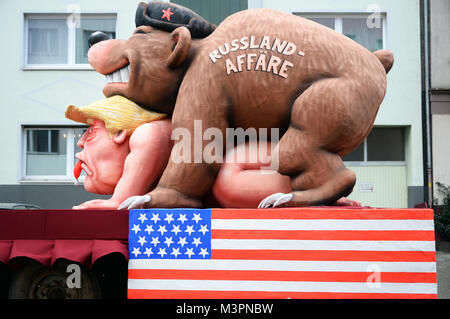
[{"left": 161, "top": 7, "right": 175, "bottom": 21}]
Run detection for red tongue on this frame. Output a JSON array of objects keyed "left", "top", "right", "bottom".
[{"left": 74, "top": 161, "right": 82, "bottom": 180}]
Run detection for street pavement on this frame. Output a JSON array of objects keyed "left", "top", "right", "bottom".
[{"left": 437, "top": 250, "right": 450, "bottom": 299}]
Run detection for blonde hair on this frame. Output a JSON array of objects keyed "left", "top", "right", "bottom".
[{"left": 65, "top": 95, "right": 166, "bottom": 136}]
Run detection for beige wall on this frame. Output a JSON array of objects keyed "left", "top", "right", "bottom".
[
  {"left": 430, "top": 0, "right": 450, "bottom": 89},
  {"left": 432, "top": 113, "right": 450, "bottom": 204}
]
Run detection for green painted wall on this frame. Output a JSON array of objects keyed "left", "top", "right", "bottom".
[{"left": 172, "top": 0, "right": 247, "bottom": 25}]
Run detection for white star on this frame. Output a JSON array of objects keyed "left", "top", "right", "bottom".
[
  {"left": 185, "top": 225, "right": 195, "bottom": 236},
  {"left": 184, "top": 247, "right": 195, "bottom": 258},
  {"left": 157, "top": 225, "right": 167, "bottom": 235},
  {"left": 178, "top": 237, "right": 187, "bottom": 247},
  {"left": 171, "top": 247, "right": 181, "bottom": 258},
  {"left": 138, "top": 213, "right": 147, "bottom": 223},
  {"left": 164, "top": 213, "right": 174, "bottom": 224},
  {"left": 157, "top": 247, "right": 167, "bottom": 258},
  {"left": 171, "top": 224, "right": 181, "bottom": 235},
  {"left": 199, "top": 247, "right": 209, "bottom": 258},
  {"left": 137, "top": 236, "right": 147, "bottom": 246},
  {"left": 164, "top": 236, "right": 174, "bottom": 247},
  {"left": 144, "top": 247, "right": 153, "bottom": 257},
  {"left": 178, "top": 213, "right": 187, "bottom": 224},
  {"left": 131, "top": 247, "right": 141, "bottom": 258},
  {"left": 192, "top": 213, "right": 202, "bottom": 223},
  {"left": 150, "top": 213, "right": 160, "bottom": 223},
  {"left": 131, "top": 224, "right": 141, "bottom": 234},
  {"left": 192, "top": 237, "right": 202, "bottom": 247},
  {"left": 198, "top": 224, "right": 209, "bottom": 235},
  {"left": 150, "top": 237, "right": 160, "bottom": 247},
  {"left": 144, "top": 224, "right": 154, "bottom": 235}
]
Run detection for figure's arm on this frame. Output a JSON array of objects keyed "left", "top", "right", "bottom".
[{"left": 74, "top": 120, "right": 172, "bottom": 209}]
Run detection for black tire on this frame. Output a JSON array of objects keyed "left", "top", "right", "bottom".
[{"left": 8, "top": 258, "right": 101, "bottom": 299}]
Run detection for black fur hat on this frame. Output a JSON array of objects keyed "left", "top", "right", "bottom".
[{"left": 135, "top": 1, "right": 216, "bottom": 38}]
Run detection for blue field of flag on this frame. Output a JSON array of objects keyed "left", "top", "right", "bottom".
[{"left": 129, "top": 209, "right": 212, "bottom": 260}]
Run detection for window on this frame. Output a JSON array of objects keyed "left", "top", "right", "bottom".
[
  {"left": 343, "top": 128, "right": 405, "bottom": 163},
  {"left": 24, "top": 14, "right": 116, "bottom": 68},
  {"left": 23, "top": 127, "right": 87, "bottom": 180},
  {"left": 300, "top": 14, "right": 385, "bottom": 52}
]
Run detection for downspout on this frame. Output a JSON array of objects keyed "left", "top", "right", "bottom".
[{"left": 423, "top": 0, "right": 433, "bottom": 207}]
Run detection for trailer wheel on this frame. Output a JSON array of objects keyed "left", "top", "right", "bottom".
[{"left": 8, "top": 259, "right": 101, "bottom": 299}]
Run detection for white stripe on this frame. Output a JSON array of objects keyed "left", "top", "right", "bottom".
[
  {"left": 211, "top": 219, "right": 435, "bottom": 231},
  {"left": 128, "top": 279, "right": 437, "bottom": 294},
  {"left": 129, "top": 259, "right": 437, "bottom": 273},
  {"left": 210, "top": 239, "right": 436, "bottom": 251}
]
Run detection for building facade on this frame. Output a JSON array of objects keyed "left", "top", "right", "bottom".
[
  {"left": 0, "top": 0, "right": 426, "bottom": 208},
  {"left": 429, "top": 0, "right": 450, "bottom": 204}
]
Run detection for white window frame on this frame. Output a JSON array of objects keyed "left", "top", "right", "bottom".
[
  {"left": 23, "top": 13, "right": 117, "bottom": 70},
  {"left": 343, "top": 127, "right": 407, "bottom": 166},
  {"left": 21, "top": 126, "right": 88, "bottom": 182},
  {"left": 298, "top": 13, "right": 387, "bottom": 51}
]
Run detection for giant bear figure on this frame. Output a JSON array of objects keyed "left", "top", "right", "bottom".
[{"left": 87, "top": 1, "right": 393, "bottom": 209}]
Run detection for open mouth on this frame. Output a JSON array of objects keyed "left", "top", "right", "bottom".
[{"left": 106, "top": 64, "right": 130, "bottom": 83}]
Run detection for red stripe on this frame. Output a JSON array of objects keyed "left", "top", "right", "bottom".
[
  {"left": 211, "top": 250, "right": 436, "bottom": 262},
  {"left": 211, "top": 208, "right": 434, "bottom": 220},
  {"left": 211, "top": 229, "right": 435, "bottom": 241},
  {"left": 128, "top": 269, "right": 437, "bottom": 283},
  {"left": 128, "top": 289, "right": 437, "bottom": 299}
]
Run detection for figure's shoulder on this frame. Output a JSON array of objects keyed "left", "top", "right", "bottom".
[{"left": 130, "top": 119, "right": 172, "bottom": 146}]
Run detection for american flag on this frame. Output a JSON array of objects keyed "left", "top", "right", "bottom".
[{"left": 127, "top": 208, "right": 438, "bottom": 299}]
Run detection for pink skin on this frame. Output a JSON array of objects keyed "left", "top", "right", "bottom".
[
  {"left": 73, "top": 119, "right": 360, "bottom": 209},
  {"left": 73, "top": 119, "right": 172, "bottom": 210}
]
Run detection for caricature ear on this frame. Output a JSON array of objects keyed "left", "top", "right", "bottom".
[
  {"left": 167, "top": 27, "right": 191, "bottom": 68},
  {"left": 113, "top": 129, "right": 128, "bottom": 144}
]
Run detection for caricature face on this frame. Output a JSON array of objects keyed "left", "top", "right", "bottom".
[
  {"left": 87, "top": 26, "right": 191, "bottom": 115},
  {"left": 75, "top": 119, "right": 130, "bottom": 194}
]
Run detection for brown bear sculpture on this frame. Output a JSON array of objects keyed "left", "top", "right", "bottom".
[{"left": 88, "top": 1, "right": 394, "bottom": 208}]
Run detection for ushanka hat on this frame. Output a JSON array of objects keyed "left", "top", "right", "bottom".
[{"left": 135, "top": 1, "right": 216, "bottom": 38}]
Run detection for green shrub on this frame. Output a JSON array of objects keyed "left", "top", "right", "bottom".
[{"left": 434, "top": 182, "right": 450, "bottom": 240}]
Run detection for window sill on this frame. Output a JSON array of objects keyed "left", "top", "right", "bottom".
[
  {"left": 22, "top": 65, "right": 94, "bottom": 71},
  {"left": 20, "top": 179, "right": 84, "bottom": 185}
]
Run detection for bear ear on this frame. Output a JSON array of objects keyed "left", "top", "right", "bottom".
[{"left": 167, "top": 27, "right": 191, "bottom": 68}]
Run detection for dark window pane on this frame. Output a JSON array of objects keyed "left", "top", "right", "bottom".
[
  {"left": 307, "top": 17, "right": 335, "bottom": 30},
  {"left": 342, "top": 17, "right": 383, "bottom": 52},
  {"left": 36, "top": 131, "right": 49, "bottom": 152},
  {"left": 51, "top": 130, "right": 59, "bottom": 153},
  {"left": 343, "top": 142, "right": 364, "bottom": 161},
  {"left": 367, "top": 128, "right": 404, "bottom": 161}
]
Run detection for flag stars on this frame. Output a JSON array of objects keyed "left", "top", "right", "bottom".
[
  {"left": 131, "top": 247, "right": 141, "bottom": 258},
  {"left": 164, "top": 236, "right": 174, "bottom": 247},
  {"left": 150, "top": 237, "right": 160, "bottom": 247},
  {"left": 157, "top": 247, "right": 167, "bottom": 258},
  {"left": 185, "top": 248, "right": 195, "bottom": 258},
  {"left": 178, "top": 237, "right": 187, "bottom": 247},
  {"left": 137, "top": 236, "right": 147, "bottom": 246},
  {"left": 192, "top": 237, "right": 202, "bottom": 247},
  {"left": 198, "top": 224, "right": 209, "bottom": 235},
  {"left": 199, "top": 248, "right": 209, "bottom": 258},
  {"left": 164, "top": 213, "right": 174, "bottom": 224},
  {"left": 131, "top": 224, "right": 141, "bottom": 234},
  {"left": 171, "top": 224, "right": 181, "bottom": 235},
  {"left": 158, "top": 225, "right": 167, "bottom": 236},
  {"left": 185, "top": 225, "right": 195, "bottom": 236},
  {"left": 192, "top": 213, "right": 202, "bottom": 223},
  {"left": 151, "top": 213, "right": 160, "bottom": 223},
  {"left": 178, "top": 213, "right": 187, "bottom": 224},
  {"left": 144, "top": 247, "right": 153, "bottom": 257},
  {"left": 171, "top": 247, "right": 181, "bottom": 258},
  {"left": 144, "top": 224, "right": 154, "bottom": 235},
  {"left": 138, "top": 213, "right": 147, "bottom": 223}
]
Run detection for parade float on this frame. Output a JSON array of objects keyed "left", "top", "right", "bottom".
[{"left": 0, "top": 2, "right": 437, "bottom": 299}]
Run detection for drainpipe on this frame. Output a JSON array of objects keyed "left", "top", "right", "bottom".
[{"left": 423, "top": 0, "right": 433, "bottom": 207}]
